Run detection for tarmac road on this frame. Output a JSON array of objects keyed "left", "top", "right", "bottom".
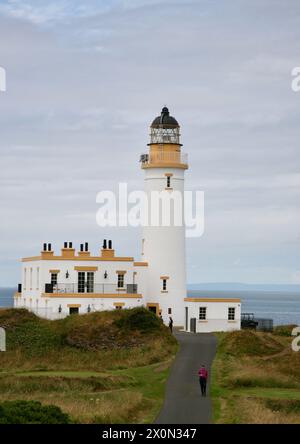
[{"left": 155, "top": 331, "right": 217, "bottom": 424}]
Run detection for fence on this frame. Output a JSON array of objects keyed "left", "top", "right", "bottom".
[{"left": 47, "top": 283, "right": 138, "bottom": 295}]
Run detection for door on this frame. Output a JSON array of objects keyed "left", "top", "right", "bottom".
[
  {"left": 78, "top": 272, "right": 85, "bottom": 293},
  {"left": 86, "top": 272, "right": 94, "bottom": 293},
  {"left": 190, "top": 318, "right": 196, "bottom": 333},
  {"left": 69, "top": 307, "right": 79, "bottom": 315},
  {"left": 147, "top": 303, "right": 159, "bottom": 315},
  {"left": 77, "top": 272, "right": 94, "bottom": 293}
]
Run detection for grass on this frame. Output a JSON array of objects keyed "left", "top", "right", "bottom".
[
  {"left": 0, "top": 362, "right": 172, "bottom": 423},
  {"left": 211, "top": 329, "right": 300, "bottom": 424},
  {"left": 0, "top": 308, "right": 178, "bottom": 423}
]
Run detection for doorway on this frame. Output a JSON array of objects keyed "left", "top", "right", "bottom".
[
  {"left": 77, "top": 272, "right": 94, "bottom": 293},
  {"left": 147, "top": 303, "right": 159, "bottom": 315},
  {"left": 69, "top": 307, "right": 79, "bottom": 315}
]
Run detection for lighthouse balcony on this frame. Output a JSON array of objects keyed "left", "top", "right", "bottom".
[
  {"left": 140, "top": 151, "right": 188, "bottom": 169},
  {"left": 44, "top": 283, "right": 139, "bottom": 296}
]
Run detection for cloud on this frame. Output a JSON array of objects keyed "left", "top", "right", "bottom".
[
  {"left": 0, "top": 0, "right": 299, "bottom": 285},
  {"left": 0, "top": 0, "right": 179, "bottom": 25}
]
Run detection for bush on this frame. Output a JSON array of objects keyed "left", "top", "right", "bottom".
[
  {"left": 114, "top": 307, "right": 162, "bottom": 332},
  {"left": 273, "top": 324, "right": 298, "bottom": 337},
  {"left": 8, "top": 321, "right": 63, "bottom": 356},
  {"left": 265, "top": 399, "right": 300, "bottom": 414},
  {"left": 219, "top": 330, "right": 283, "bottom": 357},
  {"left": 0, "top": 400, "right": 71, "bottom": 424}
]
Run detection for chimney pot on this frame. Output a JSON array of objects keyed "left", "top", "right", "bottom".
[
  {"left": 64, "top": 242, "right": 68, "bottom": 248},
  {"left": 85, "top": 242, "right": 88, "bottom": 252},
  {"left": 108, "top": 240, "right": 112, "bottom": 249},
  {"left": 69, "top": 242, "right": 73, "bottom": 248},
  {"left": 43, "top": 243, "right": 47, "bottom": 251},
  {"left": 48, "top": 243, "right": 51, "bottom": 251},
  {"left": 103, "top": 239, "right": 107, "bottom": 249},
  {"left": 80, "top": 244, "right": 84, "bottom": 252}
]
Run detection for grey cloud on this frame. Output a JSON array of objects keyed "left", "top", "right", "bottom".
[{"left": 0, "top": 0, "right": 300, "bottom": 285}]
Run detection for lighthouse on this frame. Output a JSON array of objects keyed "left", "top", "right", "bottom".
[
  {"left": 140, "top": 107, "right": 189, "bottom": 327},
  {"left": 15, "top": 105, "right": 241, "bottom": 332}
]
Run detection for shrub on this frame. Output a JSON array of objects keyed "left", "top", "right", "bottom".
[
  {"left": 273, "top": 324, "right": 298, "bottom": 337},
  {"left": 0, "top": 400, "right": 71, "bottom": 424},
  {"left": 265, "top": 399, "right": 300, "bottom": 414},
  {"left": 219, "top": 330, "right": 283, "bottom": 357},
  {"left": 114, "top": 307, "right": 162, "bottom": 332}
]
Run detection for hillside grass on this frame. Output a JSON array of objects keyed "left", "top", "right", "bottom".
[
  {"left": 0, "top": 308, "right": 178, "bottom": 423},
  {"left": 211, "top": 327, "right": 300, "bottom": 424}
]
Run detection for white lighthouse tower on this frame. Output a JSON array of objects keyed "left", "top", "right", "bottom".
[{"left": 140, "top": 107, "right": 189, "bottom": 327}]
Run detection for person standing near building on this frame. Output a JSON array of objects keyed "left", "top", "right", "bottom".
[
  {"left": 169, "top": 317, "right": 173, "bottom": 333},
  {"left": 198, "top": 365, "right": 208, "bottom": 396}
]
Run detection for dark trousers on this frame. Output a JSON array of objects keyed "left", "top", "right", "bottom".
[{"left": 199, "top": 377, "right": 207, "bottom": 396}]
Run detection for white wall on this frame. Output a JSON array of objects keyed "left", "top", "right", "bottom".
[
  {"left": 142, "top": 167, "right": 187, "bottom": 326},
  {"left": 15, "top": 258, "right": 147, "bottom": 319},
  {"left": 185, "top": 301, "right": 241, "bottom": 333}
]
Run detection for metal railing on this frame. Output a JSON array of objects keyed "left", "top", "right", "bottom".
[
  {"left": 140, "top": 151, "right": 188, "bottom": 166},
  {"left": 45, "top": 283, "right": 138, "bottom": 295}
]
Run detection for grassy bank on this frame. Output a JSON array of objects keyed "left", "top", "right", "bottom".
[
  {"left": 0, "top": 308, "right": 178, "bottom": 423},
  {"left": 211, "top": 326, "right": 300, "bottom": 423}
]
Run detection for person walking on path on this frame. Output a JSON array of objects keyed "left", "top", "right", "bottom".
[
  {"left": 169, "top": 317, "right": 173, "bottom": 333},
  {"left": 198, "top": 365, "right": 208, "bottom": 396}
]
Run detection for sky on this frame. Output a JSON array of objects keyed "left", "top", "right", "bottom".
[{"left": 0, "top": 0, "right": 300, "bottom": 286}]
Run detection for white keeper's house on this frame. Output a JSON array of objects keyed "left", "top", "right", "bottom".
[{"left": 14, "top": 107, "right": 241, "bottom": 333}]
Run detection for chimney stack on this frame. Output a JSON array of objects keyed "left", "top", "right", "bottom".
[
  {"left": 101, "top": 239, "right": 114, "bottom": 258},
  {"left": 41, "top": 242, "right": 54, "bottom": 258}
]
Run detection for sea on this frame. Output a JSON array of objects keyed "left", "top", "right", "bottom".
[{"left": 0, "top": 287, "right": 299, "bottom": 326}]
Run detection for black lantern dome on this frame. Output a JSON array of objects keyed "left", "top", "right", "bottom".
[
  {"left": 151, "top": 107, "right": 179, "bottom": 128},
  {"left": 149, "top": 106, "right": 181, "bottom": 145}
]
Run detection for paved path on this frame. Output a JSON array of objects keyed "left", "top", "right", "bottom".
[{"left": 155, "top": 332, "right": 217, "bottom": 424}]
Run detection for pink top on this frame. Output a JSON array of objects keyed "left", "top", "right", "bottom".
[{"left": 198, "top": 368, "right": 208, "bottom": 379}]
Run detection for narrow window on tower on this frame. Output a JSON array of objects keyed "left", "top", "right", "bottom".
[
  {"left": 141, "top": 238, "right": 145, "bottom": 256},
  {"left": 166, "top": 176, "right": 171, "bottom": 188},
  {"left": 162, "top": 279, "right": 167, "bottom": 291}
]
